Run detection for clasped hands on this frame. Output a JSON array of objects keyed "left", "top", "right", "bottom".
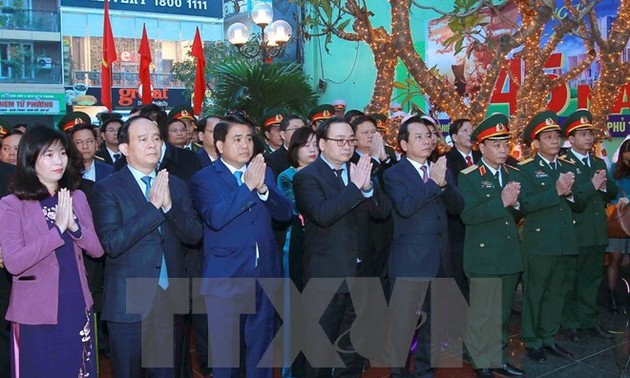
[
  {"left": 244, "top": 154, "right": 268, "bottom": 194},
  {"left": 55, "top": 188, "right": 78, "bottom": 234},
  {"left": 149, "top": 170, "right": 172, "bottom": 211}
]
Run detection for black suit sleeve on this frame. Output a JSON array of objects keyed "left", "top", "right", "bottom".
[
  {"left": 294, "top": 170, "right": 366, "bottom": 228},
  {"left": 92, "top": 183, "right": 166, "bottom": 258}
]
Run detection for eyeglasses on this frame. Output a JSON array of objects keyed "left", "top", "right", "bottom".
[
  {"left": 74, "top": 139, "right": 95, "bottom": 146},
  {"left": 105, "top": 128, "right": 119, "bottom": 134},
  {"left": 324, "top": 137, "right": 357, "bottom": 147}
]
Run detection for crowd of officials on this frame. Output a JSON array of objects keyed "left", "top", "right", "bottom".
[{"left": 0, "top": 100, "right": 627, "bottom": 378}]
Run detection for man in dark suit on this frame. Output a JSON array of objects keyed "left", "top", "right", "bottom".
[
  {"left": 446, "top": 118, "right": 481, "bottom": 300},
  {"left": 190, "top": 114, "right": 293, "bottom": 378},
  {"left": 96, "top": 114, "right": 123, "bottom": 165},
  {"left": 197, "top": 115, "right": 221, "bottom": 168},
  {"left": 92, "top": 116, "right": 203, "bottom": 377},
  {"left": 293, "top": 117, "right": 391, "bottom": 378},
  {"left": 70, "top": 123, "right": 113, "bottom": 182},
  {"left": 265, "top": 114, "right": 307, "bottom": 178},
  {"left": 383, "top": 115, "right": 464, "bottom": 378}
]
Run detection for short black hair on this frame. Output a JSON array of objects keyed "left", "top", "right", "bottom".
[
  {"left": 198, "top": 115, "right": 221, "bottom": 133},
  {"left": 288, "top": 127, "right": 317, "bottom": 168},
  {"left": 315, "top": 116, "right": 351, "bottom": 140},
  {"left": 449, "top": 118, "right": 471, "bottom": 137},
  {"left": 139, "top": 104, "right": 168, "bottom": 139},
  {"left": 10, "top": 125, "right": 82, "bottom": 200},
  {"left": 279, "top": 114, "right": 305, "bottom": 132},
  {"left": 213, "top": 115, "right": 255, "bottom": 154},
  {"left": 350, "top": 114, "right": 376, "bottom": 130},
  {"left": 100, "top": 118, "right": 122, "bottom": 133},
  {"left": 343, "top": 109, "right": 365, "bottom": 123},
  {"left": 118, "top": 115, "right": 158, "bottom": 145},
  {"left": 70, "top": 123, "right": 97, "bottom": 139}
]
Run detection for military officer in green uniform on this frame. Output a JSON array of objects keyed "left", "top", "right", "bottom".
[
  {"left": 561, "top": 109, "right": 617, "bottom": 341},
  {"left": 459, "top": 113, "right": 525, "bottom": 378},
  {"left": 518, "top": 110, "right": 586, "bottom": 364}
]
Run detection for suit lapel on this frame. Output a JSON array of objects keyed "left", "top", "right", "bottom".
[
  {"left": 214, "top": 159, "right": 239, "bottom": 189},
  {"left": 313, "top": 157, "right": 344, "bottom": 190},
  {"left": 401, "top": 157, "right": 422, "bottom": 181},
  {"left": 120, "top": 167, "right": 149, "bottom": 207}
]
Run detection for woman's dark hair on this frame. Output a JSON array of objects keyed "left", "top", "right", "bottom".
[
  {"left": 287, "top": 127, "right": 317, "bottom": 168},
  {"left": 614, "top": 139, "right": 630, "bottom": 180},
  {"left": 11, "top": 125, "right": 82, "bottom": 200}
]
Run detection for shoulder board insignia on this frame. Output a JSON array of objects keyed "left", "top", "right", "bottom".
[
  {"left": 94, "top": 155, "right": 105, "bottom": 162},
  {"left": 505, "top": 164, "right": 520, "bottom": 171},
  {"left": 558, "top": 156, "right": 575, "bottom": 165},
  {"left": 461, "top": 164, "right": 479, "bottom": 175},
  {"left": 518, "top": 157, "right": 534, "bottom": 166}
]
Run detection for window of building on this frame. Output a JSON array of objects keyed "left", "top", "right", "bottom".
[{"left": 0, "top": 42, "right": 34, "bottom": 80}]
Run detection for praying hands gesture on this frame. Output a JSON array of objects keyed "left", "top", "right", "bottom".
[
  {"left": 501, "top": 181, "right": 521, "bottom": 208},
  {"left": 149, "top": 170, "right": 172, "bottom": 211},
  {"left": 555, "top": 172, "right": 575, "bottom": 197},
  {"left": 591, "top": 169, "right": 607, "bottom": 191},
  {"left": 244, "top": 154, "right": 268, "bottom": 193},
  {"left": 429, "top": 156, "right": 448, "bottom": 187},
  {"left": 369, "top": 132, "right": 388, "bottom": 162},
  {"left": 55, "top": 188, "right": 78, "bottom": 234},
  {"left": 350, "top": 154, "right": 373, "bottom": 191}
]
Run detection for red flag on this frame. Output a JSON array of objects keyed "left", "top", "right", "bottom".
[
  {"left": 138, "top": 24, "right": 152, "bottom": 104},
  {"left": 191, "top": 27, "right": 206, "bottom": 116},
  {"left": 101, "top": 0, "right": 117, "bottom": 111}
]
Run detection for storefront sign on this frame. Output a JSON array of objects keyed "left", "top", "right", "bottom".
[
  {"left": 0, "top": 93, "right": 66, "bottom": 115},
  {"left": 61, "top": 0, "right": 222, "bottom": 19},
  {"left": 65, "top": 86, "right": 188, "bottom": 110}
]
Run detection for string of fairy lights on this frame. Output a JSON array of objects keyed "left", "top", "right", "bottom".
[{"left": 309, "top": 0, "right": 628, "bottom": 157}]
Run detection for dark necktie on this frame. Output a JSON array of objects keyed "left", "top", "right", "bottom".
[
  {"left": 333, "top": 168, "right": 345, "bottom": 187},
  {"left": 582, "top": 157, "right": 590, "bottom": 167},
  {"left": 465, "top": 156, "right": 473, "bottom": 167},
  {"left": 549, "top": 161, "right": 557, "bottom": 170},
  {"left": 420, "top": 165, "right": 428, "bottom": 183},
  {"left": 141, "top": 176, "right": 169, "bottom": 290},
  {"left": 495, "top": 170, "right": 502, "bottom": 187},
  {"left": 113, "top": 153, "right": 121, "bottom": 161}
]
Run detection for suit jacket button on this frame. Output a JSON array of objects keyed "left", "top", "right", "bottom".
[
  {"left": 572, "top": 220, "right": 576, "bottom": 224},
  {"left": 535, "top": 228, "right": 541, "bottom": 232},
  {"left": 505, "top": 221, "right": 509, "bottom": 225},
  {"left": 486, "top": 194, "right": 491, "bottom": 197},
  {"left": 479, "top": 243, "right": 485, "bottom": 247},
  {"left": 507, "top": 236, "right": 511, "bottom": 239},
  {"left": 541, "top": 182, "right": 545, "bottom": 186}
]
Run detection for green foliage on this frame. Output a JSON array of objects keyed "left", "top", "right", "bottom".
[
  {"left": 171, "top": 40, "right": 257, "bottom": 113},
  {"left": 208, "top": 61, "right": 318, "bottom": 124}
]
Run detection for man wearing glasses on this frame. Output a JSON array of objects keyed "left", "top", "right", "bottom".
[
  {"left": 97, "top": 115, "right": 123, "bottom": 165},
  {"left": 71, "top": 123, "right": 113, "bottom": 183},
  {"left": 293, "top": 116, "right": 391, "bottom": 378}
]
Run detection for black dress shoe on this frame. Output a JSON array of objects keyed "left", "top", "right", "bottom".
[
  {"left": 567, "top": 328, "right": 581, "bottom": 342},
  {"left": 493, "top": 362, "right": 524, "bottom": 376},
  {"left": 544, "top": 343, "right": 573, "bottom": 358},
  {"left": 585, "top": 324, "right": 614, "bottom": 339},
  {"left": 474, "top": 368, "right": 494, "bottom": 378},
  {"left": 526, "top": 347, "right": 547, "bottom": 364}
]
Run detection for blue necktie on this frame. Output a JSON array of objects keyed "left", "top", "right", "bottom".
[
  {"left": 234, "top": 170, "right": 243, "bottom": 186},
  {"left": 141, "top": 176, "right": 169, "bottom": 290}
]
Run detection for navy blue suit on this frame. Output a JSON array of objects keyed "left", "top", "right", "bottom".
[
  {"left": 190, "top": 159, "right": 292, "bottom": 378},
  {"left": 196, "top": 148, "right": 215, "bottom": 168},
  {"left": 92, "top": 166, "right": 203, "bottom": 377},
  {"left": 94, "top": 160, "right": 114, "bottom": 182},
  {"left": 384, "top": 157, "right": 464, "bottom": 378}
]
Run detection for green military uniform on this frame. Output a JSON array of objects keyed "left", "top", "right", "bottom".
[
  {"left": 519, "top": 111, "right": 586, "bottom": 352},
  {"left": 307, "top": 104, "right": 335, "bottom": 130},
  {"left": 459, "top": 114, "right": 524, "bottom": 370},
  {"left": 560, "top": 110, "right": 617, "bottom": 332}
]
